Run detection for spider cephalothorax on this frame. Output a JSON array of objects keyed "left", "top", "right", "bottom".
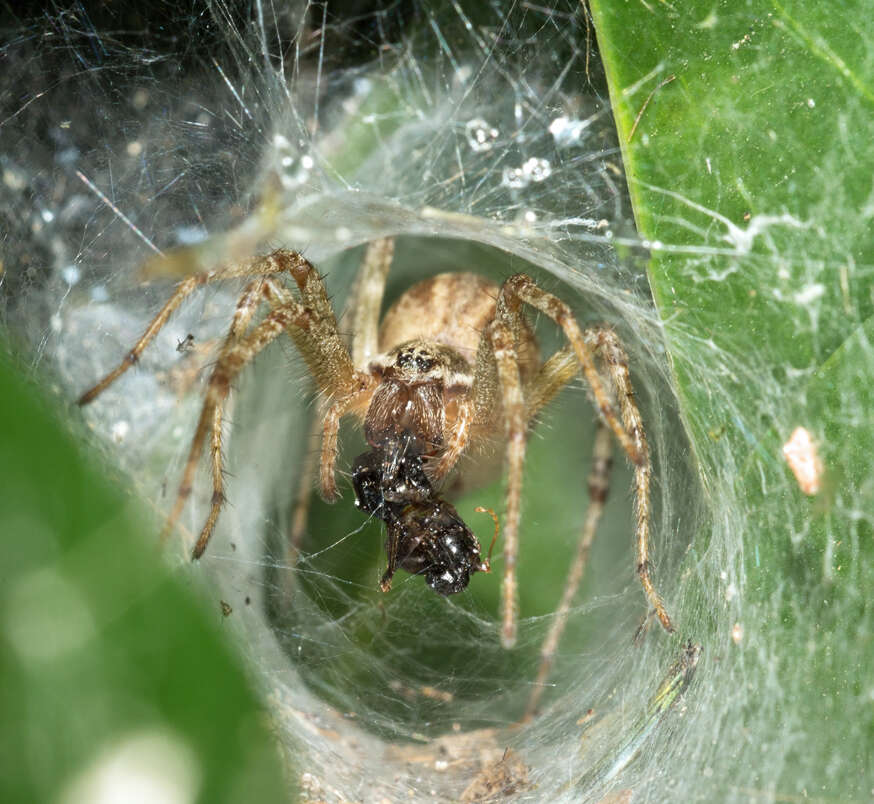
[
  {"left": 363, "top": 340, "right": 470, "bottom": 456},
  {"left": 79, "top": 238, "right": 675, "bottom": 674}
]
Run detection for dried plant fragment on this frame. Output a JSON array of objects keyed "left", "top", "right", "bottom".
[{"left": 782, "top": 426, "right": 824, "bottom": 495}]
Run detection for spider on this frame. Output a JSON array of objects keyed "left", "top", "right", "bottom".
[{"left": 78, "top": 238, "right": 674, "bottom": 652}]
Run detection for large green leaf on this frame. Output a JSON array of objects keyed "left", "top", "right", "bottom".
[
  {"left": 0, "top": 348, "right": 292, "bottom": 803},
  {"left": 591, "top": 0, "right": 874, "bottom": 798}
]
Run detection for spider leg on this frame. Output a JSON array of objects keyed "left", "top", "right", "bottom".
[
  {"left": 263, "top": 268, "right": 373, "bottom": 502},
  {"left": 583, "top": 325, "right": 674, "bottom": 633},
  {"left": 319, "top": 397, "right": 347, "bottom": 501},
  {"left": 164, "top": 303, "right": 314, "bottom": 559},
  {"left": 524, "top": 422, "right": 613, "bottom": 720},
  {"left": 484, "top": 274, "right": 674, "bottom": 649},
  {"left": 488, "top": 320, "right": 527, "bottom": 649},
  {"left": 351, "top": 237, "right": 394, "bottom": 368},
  {"left": 452, "top": 295, "right": 529, "bottom": 647},
  {"left": 78, "top": 249, "right": 321, "bottom": 406},
  {"left": 193, "top": 278, "right": 267, "bottom": 558},
  {"left": 285, "top": 412, "right": 323, "bottom": 567},
  {"left": 197, "top": 403, "right": 226, "bottom": 558},
  {"left": 263, "top": 261, "right": 358, "bottom": 397},
  {"left": 523, "top": 345, "right": 577, "bottom": 423},
  {"left": 500, "top": 275, "right": 644, "bottom": 468},
  {"left": 284, "top": 240, "right": 394, "bottom": 570}
]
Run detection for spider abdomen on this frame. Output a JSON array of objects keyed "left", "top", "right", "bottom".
[{"left": 378, "top": 272, "right": 500, "bottom": 365}]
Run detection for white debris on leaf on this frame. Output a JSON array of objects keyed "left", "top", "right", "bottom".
[
  {"left": 731, "top": 623, "right": 743, "bottom": 645},
  {"left": 782, "top": 426, "right": 824, "bottom": 496}
]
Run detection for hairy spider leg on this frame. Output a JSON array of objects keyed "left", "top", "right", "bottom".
[
  {"left": 77, "top": 250, "right": 320, "bottom": 406},
  {"left": 583, "top": 326, "right": 674, "bottom": 633},
  {"left": 267, "top": 262, "right": 374, "bottom": 506},
  {"left": 79, "top": 249, "right": 367, "bottom": 560},
  {"left": 196, "top": 278, "right": 268, "bottom": 557},
  {"left": 351, "top": 237, "right": 395, "bottom": 368},
  {"left": 185, "top": 253, "right": 375, "bottom": 557},
  {"left": 316, "top": 239, "right": 398, "bottom": 502},
  {"left": 486, "top": 274, "right": 671, "bottom": 648},
  {"left": 318, "top": 398, "right": 348, "bottom": 502},
  {"left": 524, "top": 422, "right": 613, "bottom": 720},
  {"left": 286, "top": 238, "right": 395, "bottom": 565},
  {"left": 176, "top": 306, "right": 308, "bottom": 558},
  {"left": 513, "top": 326, "right": 675, "bottom": 640},
  {"left": 286, "top": 413, "right": 324, "bottom": 568},
  {"left": 185, "top": 257, "right": 373, "bottom": 557},
  {"left": 523, "top": 345, "right": 578, "bottom": 422},
  {"left": 500, "top": 274, "right": 644, "bottom": 468},
  {"left": 488, "top": 318, "right": 527, "bottom": 649}
]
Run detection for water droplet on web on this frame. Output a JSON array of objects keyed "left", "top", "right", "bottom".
[
  {"left": 464, "top": 118, "right": 499, "bottom": 152},
  {"left": 175, "top": 226, "right": 207, "bottom": 246},
  {"left": 501, "top": 166, "right": 527, "bottom": 189},
  {"left": 522, "top": 157, "right": 551, "bottom": 183},
  {"left": 501, "top": 158, "right": 552, "bottom": 190},
  {"left": 272, "top": 134, "right": 313, "bottom": 189},
  {"left": 61, "top": 265, "right": 81, "bottom": 286},
  {"left": 548, "top": 115, "right": 590, "bottom": 147}
]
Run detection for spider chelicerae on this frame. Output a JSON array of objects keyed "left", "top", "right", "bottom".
[{"left": 78, "top": 238, "right": 675, "bottom": 713}]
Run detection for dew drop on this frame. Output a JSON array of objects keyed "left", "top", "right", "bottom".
[
  {"left": 522, "top": 157, "right": 551, "bottom": 183},
  {"left": 501, "top": 166, "right": 528, "bottom": 189},
  {"left": 464, "top": 118, "right": 499, "bottom": 152},
  {"left": 548, "top": 115, "right": 590, "bottom": 147},
  {"left": 61, "top": 265, "right": 81, "bottom": 286}
]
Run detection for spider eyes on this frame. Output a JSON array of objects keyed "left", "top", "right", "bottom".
[{"left": 395, "top": 349, "right": 436, "bottom": 374}]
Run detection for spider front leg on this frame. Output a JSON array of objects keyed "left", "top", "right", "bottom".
[
  {"left": 168, "top": 303, "right": 307, "bottom": 558},
  {"left": 454, "top": 298, "right": 532, "bottom": 648},
  {"left": 192, "top": 278, "right": 269, "bottom": 556},
  {"left": 503, "top": 276, "right": 673, "bottom": 633},
  {"left": 485, "top": 274, "right": 675, "bottom": 649},
  {"left": 183, "top": 262, "right": 371, "bottom": 557},
  {"left": 286, "top": 238, "right": 395, "bottom": 561},
  {"left": 77, "top": 249, "right": 320, "bottom": 406},
  {"left": 78, "top": 248, "right": 370, "bottom": 560},
  {"left": 265, "top": 260, "right": 375, "bottom": 507}
]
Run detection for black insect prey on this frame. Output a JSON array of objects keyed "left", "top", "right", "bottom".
[{"left": 351, "top": 433, "right": 488, "bottom": 595}]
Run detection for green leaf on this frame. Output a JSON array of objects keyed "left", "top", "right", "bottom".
[
  {"left": 590, "top": 0, "right": 874, "bottom": 797},
  {"left": 0, "top": 347, "right": 292, "bottom": 804}
]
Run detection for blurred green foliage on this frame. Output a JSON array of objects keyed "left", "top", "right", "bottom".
[{"left": 0, "top": 347, "right": 291, "bottom": 803}]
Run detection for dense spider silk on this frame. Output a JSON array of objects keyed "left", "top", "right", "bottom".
[{"left": 2, "top": 2, "right": 719, "bottom": 801}]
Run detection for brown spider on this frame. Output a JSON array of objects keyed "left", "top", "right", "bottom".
[{"left": 78, "top": 238, "right": 674, "bottom": 653}]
